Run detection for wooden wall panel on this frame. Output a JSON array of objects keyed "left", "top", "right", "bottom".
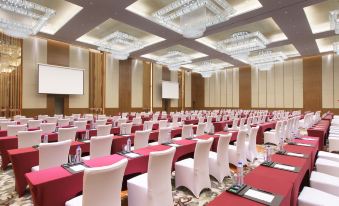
[
  {"left": 220, "top": 70, "right": 227, "bottom": 107},
  {"left": 293, "top": 59, "right": 303, "bottom": 108},
  {"left": 251, "top": 68, "right": 259, "bottom": 107},
  {"left": 239, "top": 67, "right": 251, "bottom": 109},
  {"left": 209, "top": 73, "right": 216, "bottom": 107},
  {"left": 204, "top": 77, "right": 210, "bottom": 107},
  {"left": 226, "top": 69, "right": 233, "bottom": 107},
  {"left": 131, "top": 59, "right": 143, "bottom": 108},
  {"left": 143, "top": 62, "right": 151, "bottom": 110},
  {"left": 191, "top": 73, "right": 204, "bottom": 109},
  {"left": 283, "top": 60, "right": 294, "bottom": 108},
  {"left": 118, "top": 58, "right": 132, "bottom": 112},
  {"left": 185, "top": 71, "right": 192, "bottom": 108},
  {"left": 152, "top": 64, "right": 162, "bottom": 109},
  {"left": 170, "top": 71, "right": 179, "bottom": 108},
  {"left": 105, "top": 54, "right": 119, "bottom": 109},
  {"left": 258, "top": 70, "right": 267, "bottom": 108},
  {"left": 162, "top": 67, "right": 170, "bottom": 111},
  {"left": 89, "top": 51, "right": 104, "bottom": 112},
  {"left": 303, "top": 56, "right": 322, "bottom": 112},
  {"left": 232, "top": 68, "right": 239, "bottom": 107}
]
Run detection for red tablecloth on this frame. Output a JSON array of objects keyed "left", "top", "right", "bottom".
[
  {"left": 307, "top": 120, "right": 329, "bottom": 150},
  {"left": 253, "top": 122, "right": 276, "bottom": 144},
  {"left": 213, "top": 120, "right": 233, "bottom": 132},
  {"left": 208, "top": 173, "right": 293, "bottom": 206},
  {"left": 0, "top": 130, "right": 7, "bottom": 137},
  {"left": 25, "top": 136, "right": 218, "bottom": 206},
  {"left": 8, "top": 141, "right": 90, "bottom": 196}
]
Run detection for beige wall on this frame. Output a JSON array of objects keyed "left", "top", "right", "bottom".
[
  {"left": 170, "top": 71, "right": 179, "bottom": 107},
  {"left": 251, "top": 59, "right": 303, "bottom": 108},
  {"left": 185, "top": 71, "right": 192, "bottom": 107},
  {"left": 131, "top": 59, "right": 143, "bottom": 108},
  {"left": 68, "top": 45, "right": 89, "bottom": 108},
  {"left": 322, "top": 54, "right": 339, "bottom": 108},
  {"left": 22, "top": 37, "right": 47, "bottom": 109},
  {"left": 152, "top": 64, "right": 162, "bottom": 108},
  {"left": 204, "top": 68, "right": 239, "bottom": 108},
  {"left": 105, "top": 53, "right": 119, "bottom": 108}
]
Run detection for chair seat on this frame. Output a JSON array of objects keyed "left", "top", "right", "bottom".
[
  {"left": 81, "top": 156, "right": 90, "bottom": 161},
  {"left": 318, "top": 151, "right": 339, "bottom": 162},
  {"left": 127, "top": 173, "right": 148, "bottom": 189},
  {"left": 175, "top": 158, "right": 194, "bottom": 169},
  {"left": 31, "top": 165, "right": 39, "bottom": 172},
  {"left": 65, "top": 195, "right": 83, "bottom": 206},
  {"left": 208, "top": 151, "right": 217, "bottom": 161},
  {"left": 316, "top": 158, "right": 339, "bottom": 177},
  {"left": 298, "top": 187, "right": 339, "bottom": 206},
  {"left": 310, "top": 171, "right": 339, "bottom": 196}
]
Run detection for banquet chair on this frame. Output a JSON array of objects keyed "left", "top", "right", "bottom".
[
  {"left": 13, "top": 115, "right": 25, "bottom": 121},
  {"left": 32, "top": 139, "right": 71, "bottom": 171},
  {"left": 58, "top": 127, "right": 77, "bottom": 142},
  {"left": 72, "top": 114, "right": 81, "bottom": 120},
  {"left": 231, "top": 118, "right": 239, "bottom": 130},
  {"left": 150, "top": 127, "right": 171, "bottom": 145},
  {"left": 0, "top": 121, "right": 16, "bottom": 130},
  {"left": 208, "top": 134, "right": 231, "bottom": 183},
  {"left": 82, "top": 135, "right": 113, "bottom": 161},
  {"left": 40, "top": 123, "right": 57, "bottom": 134},
  {"left": 310, "top": 171, "right": 339, "bottom": 196},
  {"left": 315, "top": 158, "right": 339, "bottom": 177},
  {"left": 173, "top": 124, "right": 193, "bottom": 141},
  {"left": 95, "top": 119, "right": 107, "bottom": 128},
  {"left": 117, "top": 118, "right": 127, "bottom": 127},
  {"left": 196, "top": 123, "right": 207, "bottom": 136},
  {"left": 143, "top": 121, "right": 154, "bottom": 131},
  {"left": 159, "top": 120, "right": 168, "bottom": 129},
  {"left": 298, "top": 187, "right": 339, "bottom": 206},
  {"left": 120, "top": 123, "right": 132, "bottom": 135},
  {"left": 65, "top": 159, "right": 128, "bottom": 206},
  {"left": 27, "top": 120, "right": 43, "bottom": 129},
  {"left": 17, "top": 130, "right": 42, "bottom": 148},
  {"left": 175, "top": 138, "right": 213, "bottom": 198},
  {"left": 97, "top": 124, "right": 112, "bottom": 136},
  {"left": 7, "top": 124, "right": 27, "bottom": 136},
  {"left": 264, "top": 121, "right": 283, "bottom": 145},
  {"left": 132, "top": 117, "right": 142, "bottom": 125},
  {"left": 228, "top": 130, "right": 247, "bottom": 166},
  {"left": 245, "top": 126, "right": 260, "bottom": 162},
  {"left": 317, "top": 151, "right": 339, "bottom": 162},
  {"left": 37, "top": 115, "right": 48, "bottom": 121},
  {"left": 97, "top": 115, "right": 107, "bottom": 120},
  {"left": 84, "top": 114, "right": 94, "bottom": 121},
  {"left": 18, "top": 117, "right": 33, "bottom": 125},
  {"left": 46, "top": 117, "right": 58, "bottom": 124},
  {"left": 54, "top": 114, "right": 63, "bottom": 119},
  {"left": 73, "top": 121, "right": 87, "bottom": 131},
  {"left": 133, "top": 130, "right": 151, "bottom": 150},
  {"left": 58, "top": 119, "right": 70, "bottom": 128},
  {"left": 198, "top": 117, "right": 205, "bottom": 124},
  {"left": 128, "top": 147, "right": 175, "bottom": 206}
]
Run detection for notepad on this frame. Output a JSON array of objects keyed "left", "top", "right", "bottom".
[
  {"left": 301, "top": 138, "right": 316, "bottom": 141},
  {"left": 244, "top": 189, "right": 274, "bottom": 203},
  {"left": 124, "top": 152, "right": 141, "bottom": 158},
  {"left": 274, "top": 164, "right": 295, "bottom": 171},
  {"left": 70, "top": 164, "right": 86, "bottom": 172},
  {"left": 167, "top": 143, "right": 181, "bottom": 147},
  {"left": 286, "top": 152, "right": 304, "bottom": 157},
  {"left": 296, "top": 143, "right": 313, "bottom": 147}
]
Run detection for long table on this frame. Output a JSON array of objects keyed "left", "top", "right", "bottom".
[{"left": 307, "top": 120, "right": 330, "bottom": 150}]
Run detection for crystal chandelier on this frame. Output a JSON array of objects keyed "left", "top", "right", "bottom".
[
  {"left": 155, "top": 51, "right": 192, "bottom": 71},
  {"left": 0, "top": 0, "right": 55, "bottom": 38},
  {"left": 96, "top": 31, "right": 145, "bottom": 60},
  {"left": 200, "top": 71, "right": 213, "bottom": 78},
  {"left": 152, "top": 0, "right": 235, "bottom": 39},
  {"left": 249, "top": 50, "right": 287, "bottom": 70},
  {"left": 330, "top": 10, "right": 339, "bottom": 34},
  {"left": 216, "top": 31, "right": 269, "bottom": 59},
  {"left": 333, "top": 42, "right": 339, "bottom": 55},
  {"left": 191, "top": 61, "right": 230, "bottom": 78}
]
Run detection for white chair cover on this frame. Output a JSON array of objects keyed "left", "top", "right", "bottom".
[{"left": 18, "top": 130, "right": 42, "bottom": 148}]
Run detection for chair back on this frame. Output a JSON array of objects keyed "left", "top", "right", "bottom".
[
  {"left": 159, "top": 120, "right": 168, "bottom": 129},
  {"left": 95, "top": 119, "right": 107, "bottom": 128},
  {"left": 132, "top": 118, "right": 142, "bottom": 125},
  {"left": 97, "top": 124, "right": 112, "bottom": 136},
  {"left": 216, "top": 134, "right": 232, "bottom": 163},
  {"left": 40, "top": 123, "right": 57, "bottom": 134},
  {"left": 248, "top": 126, "right": 259, "bottom": 154},
  {"left": 28, "top": 120, "right": 43, "bottom": 129},
  {"left": 74, "top": 121, "right": 87, "bottom": 130},
  {"left": 58, "top": 127, "right": 77, "bottom": 142},
  {"left": 158, "top": 127, "right": 171, "bottom": 144},
  {"left": 147, "top": 147, "right": 176, "bottom": 199},
  {"left": 117, "top": 118, "right": 127, "bottom": 127},
  {"left": 19, "top": 118, "right": 33, "bottom": 125},
  {"left": 7, "top": 124, "right": 27, "bottom": 136},
  {"left": 181, "top": 124, "right": 193, "bottom": 139},
  {"left": 39, "top": 140, "right": 71, "bottom": 170},
  {"left": 236, "top": 130, "right": 247, "bottom": 164},
  {"left": 239, "top": 118, "right": 246, "bottom": 129},
  {"left": 57, "top": 119, "right": 70, "bottom": 127},
  {"left": 18, "top": 130, "right": 42, "bottom": 148},
  {"left": 143, "top": 121, "right": 154, "bottom": 131},
  {"left": 54, "top": 114, "right": 63, "bottom": 119},
  {"left": 231, "top": 118, "right": 239, "bottom": 130},
  {"left": 198, "top": 117, "right": 205, "bottom": 124},
  {"left": 82, "top": 159, "right": 128, "bottom": 206},
  {"left": 38, "top": 115, "right": 48, "bottom": 121},
  {"left": 46, "top": 117, "right": 58, "bottom": 124},
  {"left": 120, "top": 123, "right": 132, "bottom": 135},
  {"left": 0, "top": 121, "right": 16, "bottom": 130},
  {"left": 90, "top": 135, "right": 113, "bottom": 159},
  {"left": 193, "top": 138, "right": 213, "bottom": 173},
  {"left": 134, "top": 130, "right": 151, "bottom": 150},
  {"left": 196, "top": 123, "right": 206, "bottom": 136}
]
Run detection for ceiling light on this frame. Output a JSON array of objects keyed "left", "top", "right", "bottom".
[
  {"left": 152, "top": 0, "right": 235, "bottom": 39},
  {"left": 96, "top": 31, "right": 145, "bottom": 60},
  {"left": 330, "top": 10, "right": 339, "bottom": 34},
  {"left": 249, "top": 50, "right": 287, "bottom": 70},
  {"left": 155, "top": 51, "right": 192, "bottom": 71},
  {"left": 200, "top": 71, "right": 213, "bottom": 78},
  {"left": 0, "top": 0, "right": 55, "bottom": 38},
  {"left": 190, "top": 61, "right": 230, "bottom": 77},
  {"left": 216, "top": 31, "right": 269, "bottom": 59},
  {"left": 333, "top": 42, "right": 339, "bottom": 55}
]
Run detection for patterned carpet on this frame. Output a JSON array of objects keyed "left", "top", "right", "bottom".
[{"left": 0, "top": 147, "right": 263, "bottom": 206}]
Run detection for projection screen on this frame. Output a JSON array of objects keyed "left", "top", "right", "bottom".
[
  {"left": 38, "top": 64, "right": 84, "bottom": 95},
  {"left": 162, "top": 81, "right": 179, "bottom": 99}
]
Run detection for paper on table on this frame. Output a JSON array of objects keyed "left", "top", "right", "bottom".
[
  {"left": 244, "top": 189, "right": 274, "bottom": 203},
  {"left": 168, "top": 143, "right": 181, "bottom": 147},
  {"left": 82, "top": 140, "right": 90, "bottom": 143},
  {"left": 286, "top": 152, "right": 304, "bottom": 157},
  {"left": 297, "top": 143, "right": 313, "bottom": 147},
  {"left": 70, "top": 165, "right": 86, "bottom": 172},
  {"left": 301, "top": 138, "right": 316, "bottom": 141},
  {"left": 274, "top": 164, "right": 295, "bottom": 171},
  {"left": 125, "top": 152, "right": 141, "bottom": 158}
]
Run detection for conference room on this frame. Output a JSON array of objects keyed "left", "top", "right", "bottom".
[{"left": 0, "top": 0, "right": 339, "bottom": 205}]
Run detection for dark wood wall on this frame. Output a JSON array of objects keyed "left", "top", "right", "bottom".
[
  {"left": 239, "top": 66, "right": 251, "bottom": 109},
  {"left": 191, "top": 73, "right": 205, "bottom": 109}
]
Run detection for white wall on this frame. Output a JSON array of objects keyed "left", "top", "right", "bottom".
[
  {"left": 105, "top": 53, "right": 119, "bottom": 108},
  {"left": 131, "top": 59, "right": 143, "bottom": 108}
]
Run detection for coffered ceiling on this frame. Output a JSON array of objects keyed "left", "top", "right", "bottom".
[{"left": 31, "top": 0, "right": 338, "bottom": 67}]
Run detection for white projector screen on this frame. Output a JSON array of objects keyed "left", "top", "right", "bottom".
[
  {"left": 38, "top": 64, "right": 84, "bottom": 95},
  {"left": 162, "top": 81, "right": 179, "bottom": 99}
]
